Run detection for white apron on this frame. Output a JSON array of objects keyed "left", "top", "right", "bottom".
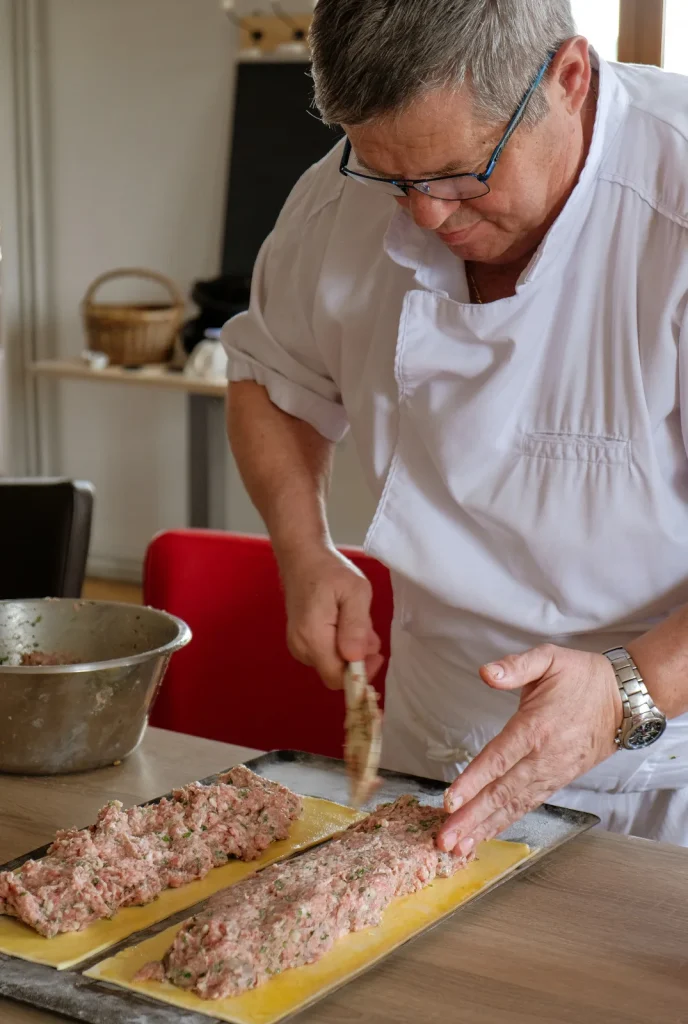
[
  {"left": 364, "top": 281, "right": 688, "bottom": 847},
  {"left": 223, "top": 55, "right": 688, "bottom": 846}
]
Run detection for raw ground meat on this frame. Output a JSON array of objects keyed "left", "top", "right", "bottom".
[
  {"left": 19, "top": 651, "right": 74, "bottom": 666},
  {"left": 138, "top": 795, "right": 472, "bottom": 1000},
  {"left": 0, "top": 767, "right": 301, "bottom": 937}
]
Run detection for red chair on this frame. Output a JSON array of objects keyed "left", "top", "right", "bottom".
[{"left": 143, "top": 530, "right": 393, "bottom": 758}]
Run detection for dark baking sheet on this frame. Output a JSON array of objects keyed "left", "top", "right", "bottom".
[{"left": 0, "top": 750, "right": 600, "bottom": 1024}]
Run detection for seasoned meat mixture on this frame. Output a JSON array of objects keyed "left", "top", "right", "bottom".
[
  {"left": 19, "top": 651, "right": 74, "bottom": 666},
  {"left": 0, "top": 767, "right": 301, "bottom": 937},
  {"left": 138, "top": 796, "right": 471, "bottom": 999}
]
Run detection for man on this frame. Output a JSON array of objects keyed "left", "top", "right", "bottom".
[{"left": 224, "top": 0, "right": 688, "bottom": 851}]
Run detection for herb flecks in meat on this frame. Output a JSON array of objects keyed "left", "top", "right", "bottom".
[
  {"left": 136, "top": 797, "right": 472, "bottom": 1000},
  {"left": 0, "top": 767, "right": 301, "bottom": 937}
]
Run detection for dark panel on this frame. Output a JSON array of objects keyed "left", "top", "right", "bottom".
[{"left": 221, "top": 61, "right": 341, "bottom": 277}]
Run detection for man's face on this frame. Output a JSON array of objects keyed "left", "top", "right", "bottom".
[{"left": 344, "top": 44, "right": 591, "bottom": 266}]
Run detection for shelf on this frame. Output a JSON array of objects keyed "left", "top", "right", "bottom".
[{"left": 30, "top": 360, "right": 227, "bottom": 399}]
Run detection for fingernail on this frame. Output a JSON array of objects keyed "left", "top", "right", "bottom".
[
  {"left": 446, "top": 794, "right": 463, "bottom": 814},
  {"left": 441, "top": 832, "right": 457, "bottom": 851},
  {"left": 486, "top": 663, "right": 505, "bottom": 680},
  {"left": 458, "top": 837, "right": 475, "bottom": 857}
]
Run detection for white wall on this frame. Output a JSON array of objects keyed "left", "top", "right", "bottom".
[{"left": 34, "top": 0, "right": 376, "bottom": 578}]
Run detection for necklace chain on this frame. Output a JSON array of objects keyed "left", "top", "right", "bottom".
[{"left": 466, "top": 265, "right": 483, "bottom": 305}]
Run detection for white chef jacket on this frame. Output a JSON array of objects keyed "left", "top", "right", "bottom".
[{"left": 223, "top": 55, "right": 688, "bottom": 844}]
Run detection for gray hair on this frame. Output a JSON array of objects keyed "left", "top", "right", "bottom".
[{"left": 310, "top": 0, "right": 577, "bottom": 128}]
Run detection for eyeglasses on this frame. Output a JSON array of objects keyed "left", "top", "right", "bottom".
[{"left": 339, "top": 52, "right": 555, "bottom": 202}]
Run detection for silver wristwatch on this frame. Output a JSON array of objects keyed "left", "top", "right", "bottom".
[{"left": 603, "top": 647, "right": 667, "bottom": 751}]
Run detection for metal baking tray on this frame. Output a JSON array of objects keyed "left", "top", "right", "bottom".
[{"left": 0, "top": 750, "right": 600, "bottom": 1024}]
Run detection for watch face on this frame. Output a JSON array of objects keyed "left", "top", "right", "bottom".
[{"left": 627, "top": 718, "right": 667, "bottom": 750}]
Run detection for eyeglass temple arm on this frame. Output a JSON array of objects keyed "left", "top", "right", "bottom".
[
  {"left": 340, "top": 50, "right": 555, "bottom": 182},
  {"left": 482, "top": 52, "right": 555, "bottom": 180}
]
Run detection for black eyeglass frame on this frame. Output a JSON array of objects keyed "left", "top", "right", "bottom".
[{"left": 339, "top": 51, "right": 557, "bottom": 202}]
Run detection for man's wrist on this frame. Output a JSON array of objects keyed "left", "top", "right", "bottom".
[
  {"left": 269, "top": 516, "right": 334, "bottom": 565},
  {"left": 272, "top": 535, "right": 341, "bottom": 581},
  {"left": 626, "top": 640, "right": 677, "bottom": 720}
]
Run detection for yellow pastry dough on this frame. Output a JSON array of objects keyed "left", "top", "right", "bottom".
[
  {"left": 86, "top": 839, "right": 533, "bottom": 1024},
  {"left": 0, "top": 797, "right": 363, "bottom": 970}
]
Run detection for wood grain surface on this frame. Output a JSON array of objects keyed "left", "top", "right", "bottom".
[{"left": 1, "top": 728, "right": 686, "bottom": 1023}]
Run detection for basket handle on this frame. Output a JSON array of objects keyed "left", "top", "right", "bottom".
[{"left": 82, "top": 268, "right": 185, "bottom": 309}]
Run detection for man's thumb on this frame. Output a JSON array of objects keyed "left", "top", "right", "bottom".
[
  {"left": 336, "top": 593, "right": 372, "bottom": 664},
  {"left": 480, "top": 645, "right": 556, "bottom": 690}
]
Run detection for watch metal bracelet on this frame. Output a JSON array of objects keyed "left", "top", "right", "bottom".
[{"left": 604, "top": 647, "right": 657, "bottom": 747}]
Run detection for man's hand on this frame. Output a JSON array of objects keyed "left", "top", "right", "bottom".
[
  {"left": 279, "top": 547, "right": 383, "bottom": 690},
  {"left": 436, "top": 645, "right": 623, "bottom": 856}
]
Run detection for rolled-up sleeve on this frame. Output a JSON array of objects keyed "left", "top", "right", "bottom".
[{"left": 223, "top": 164, "right": 349, "bottom": 444}]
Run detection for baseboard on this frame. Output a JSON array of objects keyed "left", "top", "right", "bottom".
[{"left": 86, "top": 553, "right": 143, "bottom": 584}]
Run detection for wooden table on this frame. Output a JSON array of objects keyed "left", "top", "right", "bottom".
[
  {"left": 1, "top": 728, "right": 687, "bottom": 1024},
  {"left": 30, "top": 360, "right": 228, "bottom": 529}
]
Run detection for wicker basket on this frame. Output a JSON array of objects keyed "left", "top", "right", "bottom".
[{"left": 81, "top": 268, "right": 185, "bottom": 366}]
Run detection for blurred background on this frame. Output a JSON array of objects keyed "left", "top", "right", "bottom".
[{"left": 0, "top": 0, "right": 685, "bottom": 596}]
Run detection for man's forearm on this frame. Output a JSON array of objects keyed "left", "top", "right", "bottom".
[
  {"left": 227, "top": 381, "right": 335, "bottom": 562},
  {"left": 627, "top": 605, "right": 688, "bottom": 719}
]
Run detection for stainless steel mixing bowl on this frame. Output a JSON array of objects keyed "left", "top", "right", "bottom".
[{"left": 0, "top": 599, "right": 191, "bottom": 775}]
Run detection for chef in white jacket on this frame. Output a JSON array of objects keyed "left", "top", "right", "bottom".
[{"left": 224, "top": 0, "right": 688, "bottom": 849}]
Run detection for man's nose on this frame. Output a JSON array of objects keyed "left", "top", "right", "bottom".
[{"left": 405, "top": 190, "right": 462, "bottom": 230}]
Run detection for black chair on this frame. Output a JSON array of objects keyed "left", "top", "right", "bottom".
[{"left": 0, "top": 478, "right": 95, "bottom": 599}]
